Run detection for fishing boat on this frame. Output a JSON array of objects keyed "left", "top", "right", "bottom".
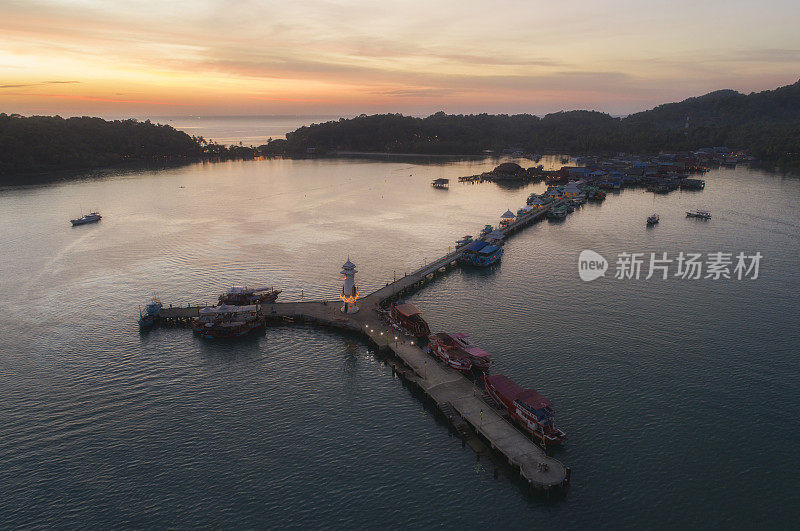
[
  {"left": 459, "top": 240, "right": 503, "bottom": 267},
  {"left": 191, "top": 304, "right": 264, "bottom": 339},
  {"left": 647, "top": 214, "right": 660, "bottom": 225},
  {"left": 686, "top": 210, "right": 712, "bottom": 219},
  {"left": 484, "top": 374, "right": 566, "bottom": 446},
  {"left": 427, "top": 332, "right": 492, "bottom": 373},
  {"left": 138, "top": 296, "right": 163, "bottom": 329},
  {"left": 218, "top": 286, "right": 281, "bottom": 305},
  {"left": 70, "top": 212, "right": 101, "bottom": 226},
  {"left": 427, "top": 333, "right": 473, "bottom": 373},
  {"left": 455, "top": 235, "right": 474, "bottom": 249},
  {"left": 389, "top": 302, "right": 431, "bottom": 339}
]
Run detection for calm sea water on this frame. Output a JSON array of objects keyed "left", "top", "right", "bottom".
[
  {"left": 145, "top": 115, "right": 343, "bottom": 145},
  {"left": 1, "top": 155, "right": 799, "bottom": 528}
]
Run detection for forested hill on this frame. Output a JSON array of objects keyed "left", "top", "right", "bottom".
[
  {"left": 272, "top": 80, "right": 800, "bottom": 164},
  {"left": 0, "top": 114, "right": 202, "bottom": 176}
]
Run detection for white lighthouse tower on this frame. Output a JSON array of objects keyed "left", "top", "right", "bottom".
[{"left": 340, "top": 258, "right": 359, "bottom": 314}]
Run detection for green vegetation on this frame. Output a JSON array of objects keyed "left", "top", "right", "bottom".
[
  {"left": 0, "top": 114, "right": 268, "bottom": 179},
  {"left": 272, "top": 80, "right": 800, "bottom": 165}
]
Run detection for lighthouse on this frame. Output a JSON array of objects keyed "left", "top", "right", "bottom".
[{"left": 340, "top": 258, "right": 359, "bottom": 314}]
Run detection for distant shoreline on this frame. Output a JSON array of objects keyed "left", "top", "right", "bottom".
[{"left": 328, "top": 150, "right": 488, "bottom": 159}]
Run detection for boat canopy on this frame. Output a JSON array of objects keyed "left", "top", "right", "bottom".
[
  {"left": 515, "top": 389, "right": 553, "bottom": 410},
  {"left": 463, "top": 240, "right": 488, "bottom": 252},
  {"left": 463, "top": 345, "right": 491, "bottom": 359},
  {"left": 486, "top": 374, "right": 524, "bottom": 399},
  {"left": 478, "top": 244, "right": 501, "bottom": 255},
  {"left": 393, "top": 303, "right": 422, "bottom": 317}
]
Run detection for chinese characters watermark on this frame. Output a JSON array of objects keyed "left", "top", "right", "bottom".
[{"left": 579, "top": 250, "right": 761, "bottom": 281}]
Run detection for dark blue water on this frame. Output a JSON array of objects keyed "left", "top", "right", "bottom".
[{"left": 1, "top": 157, "right": 798, "bottom": 528}]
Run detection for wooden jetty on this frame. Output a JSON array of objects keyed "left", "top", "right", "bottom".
[{"left": 154, "top": 201, "right": 571, "bottom": 494}]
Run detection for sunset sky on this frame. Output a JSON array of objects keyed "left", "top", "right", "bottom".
[{"left": 1, "top": 0, "right": 799, "bottom": 118}]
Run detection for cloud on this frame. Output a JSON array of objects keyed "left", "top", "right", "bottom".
[
  {"left": 0, "top": 80, "right": 80, "bottom": 89},
  {"left": 373, "top": 88, "right": 462, "bottom": 98}
]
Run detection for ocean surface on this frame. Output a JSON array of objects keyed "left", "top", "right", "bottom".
[
  {"left": 145, "top": 115, "right": 343, "bottom": 145},
  {"left": 1, "top": 154, "right": 799, "bottom": 528}
]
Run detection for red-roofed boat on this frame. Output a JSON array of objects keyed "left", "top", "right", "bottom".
[
  {"left": 427, "top": 332, "right": 474, "bottom": 373},
  {"left": 484, "top": 374, "right": 566, "bottom": 446},
  {"left": 390, "top": 302, "right": 430, "bottom": 339},
  {"left": 427, "top": 332, "right": 492, "bottom": 373}
]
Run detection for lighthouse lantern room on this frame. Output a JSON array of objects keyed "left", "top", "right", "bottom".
[{"left": 340, "top": 258, "right": 359, "bottom": 314}]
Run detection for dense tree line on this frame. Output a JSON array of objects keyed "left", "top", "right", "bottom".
[
  {"left": 0, "top": 114, "right": 204, "bottom": 176},
  {"left": 0, "top": 114, "right": 279, "bottom": 179},
  {"left": 275, "top": 80, "right": 800, "bottom": 165}
]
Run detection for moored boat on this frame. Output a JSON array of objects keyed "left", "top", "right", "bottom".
[
  {"left": 191, "top": 304, "right": 264, "bottom": 339},
  {"left": 138, "top": 296, "right": 163, "bottom": 329},
  {"left": 70, "top": 212, "right": 101, "bottom": 226},
  {"left": 459, "top": 240, "right": 503, "bottom": 267},
  {"left": 686, "top": 209, "right": 711, "bottom": 219},
  {"left": 427, "top": 332, "right": 492, "bottom": 373},
  {"left": 647, "top": 214, "right": 660, "bottom": 225},
  {"left": 390, "top": 302, "right": 431, "bottom": 339},
  {"left": 427, "top": 333, "right": 473, "bottom": 373},
  {"left": 484, "top": 374, "right": 566, "bottom": 446},
  {"left": 218, "top": 286, "right": 281, "bottom": 305}
]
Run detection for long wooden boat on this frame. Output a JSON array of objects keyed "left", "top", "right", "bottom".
[
  {"left": 484, "top": 374, "right": 566, "bottom": 446},
  {"left": 191, "top": 304, "right": 264, "bottom": 339},
  {"left": 428, "top": 332, "right": 492, "bottom": 372},
  {"left": 390, "top": 302, "right": 430, "bottom": 339}
]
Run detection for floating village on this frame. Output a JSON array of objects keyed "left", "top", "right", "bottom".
[{"left": 130, "top": 150, "right": 718, "bottom": 498}]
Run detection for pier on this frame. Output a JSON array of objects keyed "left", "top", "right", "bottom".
[{"left": 155, "top": 201, "right": 570, "bottom": 493}]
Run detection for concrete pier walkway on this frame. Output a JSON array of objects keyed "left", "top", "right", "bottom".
[{"left": 155, "top": 200, "right": 570, "bottom": 492}]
